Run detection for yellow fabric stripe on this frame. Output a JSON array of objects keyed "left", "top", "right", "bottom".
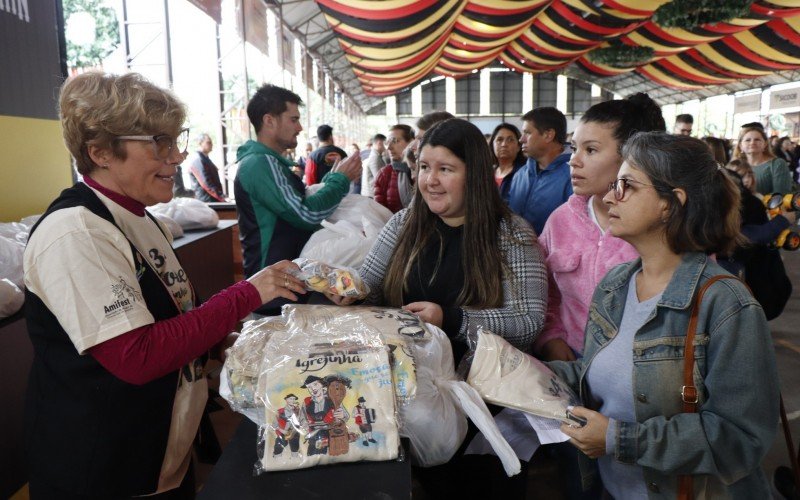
[
  {"left": 523, "top": 31, "right": 588, "bottom": 56},
  {"left": 469, "top": 0, "right": 549, "bottom": 10},
  {"left": 353, "top": 47, "right": 445, "bottom": 79},
  {"left": 538, "top": 14, "right": 592, "bottom": 42},
  {"left": 509, "top": 40, "right": 574, "bottom": 65},
  {"left": 638, "top": 65, "right": 706, "bottom": 88},
  {"left": 339, "top": 11, "right": 459, "bottom": 60},
  {"left": 734, "top": 31, "right": 800, "bottom": 64},
  {"left": 694, "top": 45, "right": 771, "bottom": 76},
  {"left": 322, "top": 0, "right": 458, "bottom": 40},
  {"left": 660, "top": 55, "right": 731, "bottom": 84},
  {"left": 655, "top": 27, "right": 719, "bottom": 44},
  {"left": 323, "top": 0, "right": 428, "bottom": 11},
  {"left": 625, "top": 31, "right": 692, "bottom": 51},
  {"left": 456, "top": 16, "right": 531, "bottom": 38}
]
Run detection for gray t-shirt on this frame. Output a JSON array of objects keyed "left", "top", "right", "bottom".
[{"left": 586, "top": 271, "right": 661, "bottom": 500}]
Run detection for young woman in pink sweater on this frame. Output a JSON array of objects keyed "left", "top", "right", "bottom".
[{"left": 533, "top": 94, "right": 666, "bottom": 362}]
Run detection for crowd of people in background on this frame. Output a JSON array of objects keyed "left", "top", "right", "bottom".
[{"left": 23, "top": 70, "right": 799, "bottom": 499}]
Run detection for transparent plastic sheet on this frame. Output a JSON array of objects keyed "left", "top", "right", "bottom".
[
  {"left": 283, "top": 304, "right": 433, "bottom": 406},
  {"left": 219, "top": 316, "right": 288, "bottom": 425},
  {"left": 290, "top": 258, "right": 369, "bottom": 299},
  {"left": 459, "top": 327, "right": 578, "bottom": 424},
  {"left": 403, "top": 324, "right": 520, "bottom": 475},
  {"left": 254, "top": 312, "right": 401, "bottom": 473}
]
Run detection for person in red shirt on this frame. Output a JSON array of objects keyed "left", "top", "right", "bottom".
[{"left": 374, "top": 124, "right": 415, "bottom": 213}]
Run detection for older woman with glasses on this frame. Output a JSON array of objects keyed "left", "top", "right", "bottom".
[
  {"left": 23, "top": 72, "right": 306, "bottom": 499},
  {"left": 550, "top": 133, "right": 779, "bottom": 499}
]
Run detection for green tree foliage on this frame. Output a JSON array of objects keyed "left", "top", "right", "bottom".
[{"left": 64, "top": 0, "right": 120, "bottom": 68}]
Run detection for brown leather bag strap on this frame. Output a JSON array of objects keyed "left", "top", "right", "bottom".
[
  {"left": 679, "top": 274, "right": 743, "bottom": 500},
  {"left": 682, "top": 275, "right": 740, "bottom": 413}
]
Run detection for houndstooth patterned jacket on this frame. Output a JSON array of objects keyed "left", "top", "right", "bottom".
[{"left": 359, "top": 209, "right": 548, "bottom": 352}]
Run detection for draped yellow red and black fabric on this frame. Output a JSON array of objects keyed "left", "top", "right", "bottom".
[{"left": 314, "top": 0, "right": 800, "bottom": 96}]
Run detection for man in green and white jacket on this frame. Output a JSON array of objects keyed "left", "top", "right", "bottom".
[{"left": 234, "top": 84, "right": 361, "bottom": 315}]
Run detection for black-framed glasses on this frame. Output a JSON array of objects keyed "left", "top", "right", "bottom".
[
  {"left": 117, "top": 128, "right": 189, "bottom": 160},
  {"left": 608, "top": 177, "right": 660, "bottom": 201}
]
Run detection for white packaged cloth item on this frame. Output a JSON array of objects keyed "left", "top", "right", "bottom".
[
  {"left": 149, "top": 197, "right": 219, "bottom": 230},
  {"left": 258, "top": 341, "right": 399, "bottom": 472},
  {"left": 467, "top": 331, "right": 578, "bottom": 424},
  {"left": 284, "top": 305, "right": 428, "bottom": 405},
  {"left": 284, "top": 304, "right": 430, "bottom": 341}
]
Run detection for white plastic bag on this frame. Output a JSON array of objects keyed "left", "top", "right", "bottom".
[
  {"left": 0, "top": 235, "right": 24, "bottom": 289},
  {"left": 402, "top": 325, "right": 521, "bottom": 476},
  {"left": 325, "top": 195, "right": 392, "bottom": 232},
  {"left": 301, "top": 195, "right": 391, "bottom": 269},
  {"left": 152, "top": 213, "right": 184, "bottom": 238},
  {"left": 301, "top": 220, "right": 370, "bottom": 269},
  {"left": 0, "top": 278, "right": 24, "bottom": 319},
  {"left": 149, "top": 198, "right": 219, "bottom": 230}
]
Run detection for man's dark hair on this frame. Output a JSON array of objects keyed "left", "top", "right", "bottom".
[
  {"left": 246, "top": 84, "right": 303, "bottom": 133},
  {"left": 416, "top": 111, "right": 454, "bottom": 133},
  {"left": 521, "top": 107, "right": 567, "bottom": 144},
  {"left": 317, "top": 124, "right": 333, "bottom": 142},
  {"left": 675, "top": 113, "right": 694, "bottom": 124},
  {"left": 372, "top": 133, "right": 386, "bottom": 141}
]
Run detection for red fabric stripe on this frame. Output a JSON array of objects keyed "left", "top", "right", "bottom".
[
  {"left": 577, "top": 57, "right": 628, "bottom": 76},
  {"left": 597, "top": 0, "right": 653, "bottom": 17},
  {"left": 656, "top": 59, "right": 729, "bottom": 84},
  {"left": 454, "top": 22, "right": 517, "bottom": 40},
  {"left": 532, "top": 20, "right": 596, "bottom": 46},
  {"left": 768, "top": 19, "right": 800, "bottom": 44},
  {"left": 465, "top": 2, "right": 545, "bottom": 16},
  {"left": 685, "top": 50, "right": 752, "bottom": 78},
  {"left": 316, "top": 0, "right": 439, "bottom": 21},
  {"left": 636, "top": 66, "right": 702, "bottom": 89},
  {"left": 751, "top": 3, "right": 800, "bottom": 18},
  {"left": 696, "top": 22, "right": 751, "bottom": 35},
  {"left": 551, "top": 1, "right": 632, "bottom": 35}
]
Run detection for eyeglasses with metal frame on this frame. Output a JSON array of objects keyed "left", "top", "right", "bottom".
[{"left": 608, "top": 177, "right": 662, "bottom": 201}]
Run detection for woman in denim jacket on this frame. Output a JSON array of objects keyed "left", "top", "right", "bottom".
[{"left": 550, "top": 132, "right": 779, "bottom": 499}]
